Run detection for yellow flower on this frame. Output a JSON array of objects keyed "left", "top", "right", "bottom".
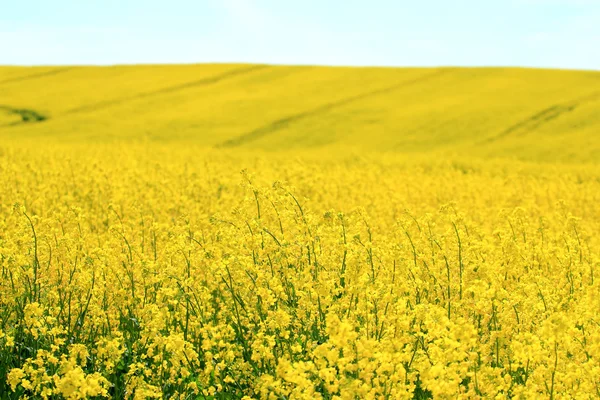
[{"left": 7, "top": 368, "right": 26, "bottom": 391}]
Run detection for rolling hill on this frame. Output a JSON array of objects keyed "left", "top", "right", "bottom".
[{"left": 1, "top": 64, "right": 599, "bottom": 162}]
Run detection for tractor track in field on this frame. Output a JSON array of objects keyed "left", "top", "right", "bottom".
[
  {"left": 218, "top": 68, "right": 452, "bottom": 148},
  {"left": 0, "top": 67, "right": 73, "bottom": 85},
  {"left": 482, "top": 90, "right": 600, "bottom": 143},
  {"left": 0, "top": 105, "right": 47, "bottom": 127},
  {"left": 65, "top": 65, "right": 270, "bottom": 114}
]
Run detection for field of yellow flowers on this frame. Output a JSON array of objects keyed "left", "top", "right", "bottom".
[
  {"left": 1, "top": 143, "right": 600, "bottom": 399},
  {"left": 1, "top": 65, "right": 600, "bottom": 161},
  {"left": 1, "top": 65, "right": 600, "bottom": 399}
]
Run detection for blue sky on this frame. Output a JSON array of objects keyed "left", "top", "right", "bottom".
[{"left": 1, "top": 0, "right": 599, "bottom": 69}]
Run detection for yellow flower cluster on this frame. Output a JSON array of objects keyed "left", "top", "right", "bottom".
[{"left": 1, "top": 143, "right": 600, "bottom": 398}]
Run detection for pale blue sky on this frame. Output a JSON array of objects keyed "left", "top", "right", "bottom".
[{"left": 1, "top": 0, "right": 599, "bottom": 69}]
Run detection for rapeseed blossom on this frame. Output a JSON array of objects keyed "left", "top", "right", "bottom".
[{"left": 1, "top": 144, "right": 600, "bottom": 398}]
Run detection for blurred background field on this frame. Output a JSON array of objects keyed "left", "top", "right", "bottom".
[{"left": 1, "top": 65, "right": 599, "bottom": 162}]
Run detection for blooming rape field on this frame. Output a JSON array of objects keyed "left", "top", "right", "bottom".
[{"left": 1, "top": 65, "right": 600, "bottom": 399}]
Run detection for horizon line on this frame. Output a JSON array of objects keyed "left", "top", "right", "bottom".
[{"left": 1, "top": 62, "right": 598, "bottom": 72}]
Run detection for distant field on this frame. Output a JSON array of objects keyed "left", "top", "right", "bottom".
[
  {"left": 1, "top": 64, "right": 599, "bottom": 161},
  {"left": 1, "top": 65, "right": 600, "bottom": 399}
]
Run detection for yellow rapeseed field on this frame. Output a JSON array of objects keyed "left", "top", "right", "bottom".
[{"left": 1, "top": 65, "right": 600, "bottom": 399}]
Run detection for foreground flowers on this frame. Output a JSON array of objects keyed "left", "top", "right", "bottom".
[{"left": 1, "top": 144, "right": 599, "bottom": 399}]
